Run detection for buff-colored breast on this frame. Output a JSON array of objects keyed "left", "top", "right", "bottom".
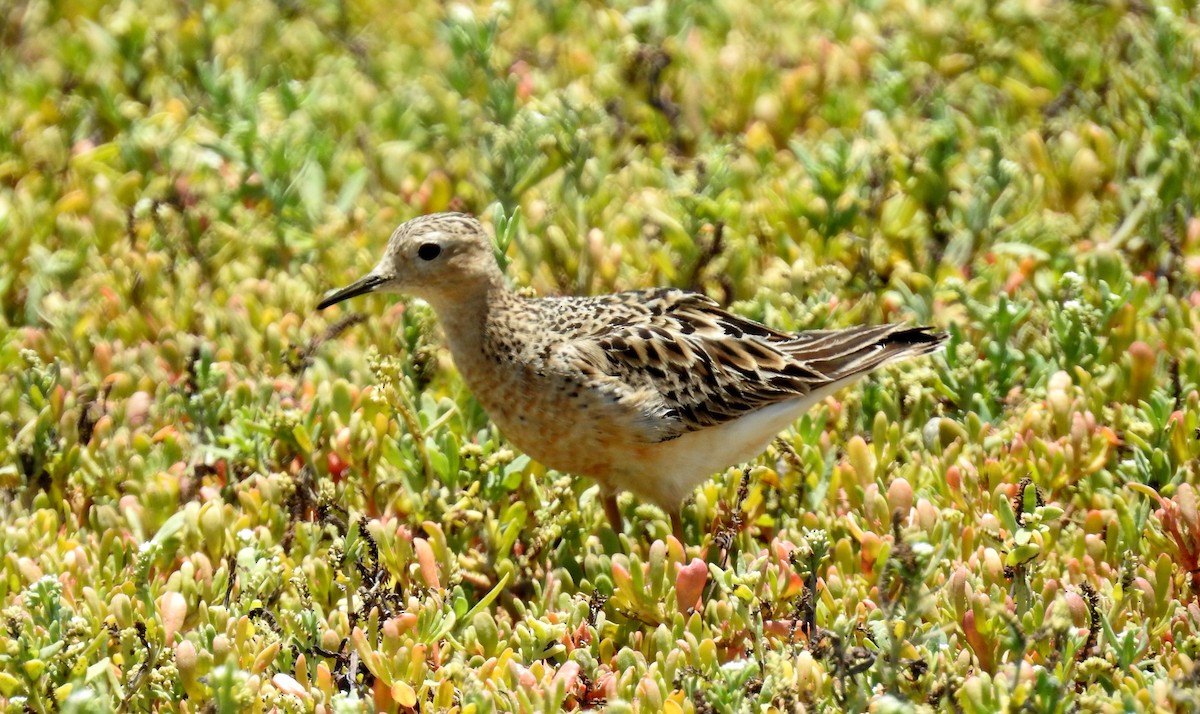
[{"left": 452, "top": 345, "right": 633, "bottom": 484}]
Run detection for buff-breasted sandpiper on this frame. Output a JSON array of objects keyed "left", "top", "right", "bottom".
[{"left": 318, "top": 212, "right": 946, "bottom": 537}]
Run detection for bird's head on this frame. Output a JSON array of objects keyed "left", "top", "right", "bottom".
[{"left": 317, "top": 212, "right": 503, "bottom": 310}]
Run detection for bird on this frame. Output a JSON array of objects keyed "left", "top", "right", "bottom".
[{"left": 317, "top": 212, "right": 946, "bottom": 538}]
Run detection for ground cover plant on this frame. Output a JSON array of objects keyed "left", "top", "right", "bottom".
[{"left": 3, "top": 0, "right": 1200, "bottom": 711}]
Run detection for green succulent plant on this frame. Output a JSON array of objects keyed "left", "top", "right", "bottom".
[{"left": 3, "top": 0, "right": 1200, "bottom": 711}]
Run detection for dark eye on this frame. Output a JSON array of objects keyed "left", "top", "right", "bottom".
[{"left": 417, "top": 243, "right": 441, "bottom": 261}]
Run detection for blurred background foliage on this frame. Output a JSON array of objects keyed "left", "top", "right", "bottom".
[{"left": 3, "top": 0, "right": 1200, "bottom": 711}]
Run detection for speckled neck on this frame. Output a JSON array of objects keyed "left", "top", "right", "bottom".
[{"left": 424, "top": 276, "right": 518, "bottom": 388}]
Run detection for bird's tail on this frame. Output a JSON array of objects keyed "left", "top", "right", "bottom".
[{"left": 783, "top": 324, "right": 947, "bottom": 383}]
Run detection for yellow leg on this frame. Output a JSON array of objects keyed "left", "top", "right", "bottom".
[{"left": 603, "top": 492, "right": 623, "bottom": 533}]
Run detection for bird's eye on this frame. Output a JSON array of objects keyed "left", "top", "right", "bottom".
[{"left": 417, "top": 243, "right": 441, "bottom": 261}]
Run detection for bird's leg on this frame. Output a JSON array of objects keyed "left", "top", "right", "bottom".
[
  {"left": 602, "top": 491, "right": 623, "bottom": 533},
  {"left": 670, "top": 509, "right": 684, "bottom": 542}
]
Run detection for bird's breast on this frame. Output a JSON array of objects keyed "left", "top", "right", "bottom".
[{"left": 449, "top": 345, "right": 622, "bottom": 474}]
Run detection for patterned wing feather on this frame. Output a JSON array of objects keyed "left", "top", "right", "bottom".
[{"left": 552, "top": 289, "right": 945, "bottom": 443}]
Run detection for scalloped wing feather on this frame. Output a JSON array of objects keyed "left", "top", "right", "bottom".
[{"left": 552, "top": 288, "right": 945, "bottom": 443}]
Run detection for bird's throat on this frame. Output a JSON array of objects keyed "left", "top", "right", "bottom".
[{"left": 427, "top": 281, "right": 517, "bottom": 383}]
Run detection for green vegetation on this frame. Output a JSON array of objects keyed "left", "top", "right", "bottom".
[{"left": 3, "top": 0, "right": 1200, "bottom": 711}]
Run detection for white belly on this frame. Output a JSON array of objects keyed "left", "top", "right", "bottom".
[
  {"left": 616, "top": 374, "right": 868, "bottom": 506},
  {"left": 621, "top": 396, "right": 815, "bottom": 505}
]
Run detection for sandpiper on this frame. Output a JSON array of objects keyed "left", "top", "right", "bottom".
[{"left": 318, "top": 212, "right": 945, "bottom": 537}]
